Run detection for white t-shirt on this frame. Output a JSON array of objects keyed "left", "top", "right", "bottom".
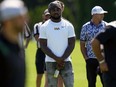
[
  {"left": 33, "top": 22, "right": 42, "bottom": 48},
  {"left": 39, "top": 18, "right": 76, "bottom": 62}
]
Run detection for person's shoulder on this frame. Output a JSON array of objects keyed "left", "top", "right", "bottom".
[
  {"left": 101, "top": 20, "right": 108, "bottom": 25},
  {"left": 34, "top": 22, "right": 42, "bottom": 27},
  {"left": 39, "top": 20, "right": 50, "bottom": 31},
  {"left": 62, "top": 18, "right": 73, "bottom": 27},
  {"left": 62, "top": 17, "right": 70, "bottom": 23},
  {"left": 106, "top": 21, "right": 116, "bottom": 28},
  {"left": 102, "top": 26, "right": 116, "bottom": 36},
  {"left": 102, "top": 20, "right": 107, "bottom": 23},
  {"left": 103, "top": 21, "right": 116, "bottom": 32},
  {"left": 62, "top": 18, "right": 70, "bottom": 23},
  {"left": 105, "top": 26, "right": 116, "bottom": 32},
  {"left": 41, "top": 19, "right": 51, "bottom": 27},
  {"left": 82, "top": 21, "right": 91, "bottom": 27}
]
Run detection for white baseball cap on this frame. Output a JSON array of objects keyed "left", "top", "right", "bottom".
[
  {"left": 91, "top": 6, "right": 108, "bottom": 15},
  {"left": 44, "top": 9, "right": 50, "bottom": 15},
  {"left": 0, "top": 0, "right": 28, "bottom": 21}
]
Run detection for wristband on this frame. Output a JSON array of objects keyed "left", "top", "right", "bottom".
[{"left": 99, "top": 59, "right": 105, "bottom": 64}]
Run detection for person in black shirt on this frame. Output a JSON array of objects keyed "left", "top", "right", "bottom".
[
  {"left": 0, "top": 0, "right": 28, "bottom": 87},
  {"left": 92, "top": 21, "right": 116, "bottom": 87}
]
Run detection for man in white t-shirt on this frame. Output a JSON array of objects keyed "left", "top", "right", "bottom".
[{"left": 39, "top": 1, "right": 76, "bottom": 87}]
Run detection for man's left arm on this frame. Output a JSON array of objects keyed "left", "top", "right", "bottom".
[
  {"left": 92, "top": 38, "right": 108, "bottom": 72},
  {"left": 62, "top": 37, "right": 76, "bottom": 60},
  {"left": 62, "top": 23, "right": 76, "bottom": 60}
]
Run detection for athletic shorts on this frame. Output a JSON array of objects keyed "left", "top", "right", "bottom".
[{"left": 35, "top": 48, "right": 45, "bottom": 74}]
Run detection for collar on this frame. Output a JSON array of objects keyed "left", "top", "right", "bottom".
[{"left": 90, "top": 20, "right": 103, "bottom": 27}]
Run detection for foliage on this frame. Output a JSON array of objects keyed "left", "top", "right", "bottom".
[{"left": 1, "top": 0, "right": 116, "bottom": 38}]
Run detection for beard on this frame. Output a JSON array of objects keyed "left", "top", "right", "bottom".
[{"left": 51, "top": 15, "right": 61, "bottom": 20}]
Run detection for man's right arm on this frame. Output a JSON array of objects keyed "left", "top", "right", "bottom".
[
  {"left": 80, "top": 41, "right": 88, "bottom": 60},
  {"left": 33, "top": 24, "right": 40, "bottom": 42},
  {"left": 39, "top": 24, "right": 58, "bottom": 60},
  {"left": 40, "top": 39, "right": 57, "bottom": 59},
  {"left": 80, "top": 25, "right": 88, "bottom": 60}
]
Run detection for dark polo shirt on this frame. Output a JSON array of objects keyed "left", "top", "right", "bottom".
[
  {"left": 96, "top": 26, "right": 116, "bottom": 78},
  {"left": 0, "top": 34, "right": 25, "bottom": 87}
]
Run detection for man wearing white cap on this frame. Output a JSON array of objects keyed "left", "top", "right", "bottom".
[
  {"left": 80, "top": 6, "right": 108, "bottom": 87},
  {"left": 0, "top": 0, "right": 28, "bottom": 87}
]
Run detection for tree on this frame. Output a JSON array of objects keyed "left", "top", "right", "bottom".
[{"left": 25, "top": 0, "right": 116, "bottom": 39}]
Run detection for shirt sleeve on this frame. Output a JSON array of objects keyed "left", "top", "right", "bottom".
[
  {"left": 68, "top": 23, "right": 76, "bottom": 38},
  {"left": 80, "top": 26, "right": 87, "bottom": 41},
  {"left": 39, "top": 25, "right": 47, "bottom": 39},
  {"left": 96, "top": 26, "right": 115, "bottom": 44},
  {"left": 33, "top": 23, "right": 40, "bottom": 36}
]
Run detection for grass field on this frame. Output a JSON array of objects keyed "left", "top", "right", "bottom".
[{"left": 25, "top": 40, "right": 102, "bottom": 87}]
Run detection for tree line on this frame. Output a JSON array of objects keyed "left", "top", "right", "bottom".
[{"left": 1, "top": 0, "right": 116, "bottom": 39}]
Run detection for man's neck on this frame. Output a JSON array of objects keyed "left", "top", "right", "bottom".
[
  {"left": 91, "top": 19, "right": 101, "bottom": 26},
  {"left": 2, "top": 27, "right": 19, "bottom": 44},
  {"left": 51, "top": 18, "right": 61, "bottom": 23}
]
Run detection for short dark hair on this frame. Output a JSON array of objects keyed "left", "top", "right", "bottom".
[
  {"left": 55, "top": 0, "right": 65, "bottom": 8},
  {"left": 48, "top": 1, "right": 62, "bottom": 12}
]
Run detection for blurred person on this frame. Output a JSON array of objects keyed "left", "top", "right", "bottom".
[
  {"left": 0, "top": 0, "right": 28, "bottom": 87},
  {"left": 39, "top": 1, "right": 75, "bottom": 87},
  {"left": 33, "top": 9, "right": 50, "bottom": 87},
  {"left": 92, "top": 21, "right": 116, "bottom": 87},
  {"left": 80, "top": 6, "right": 108, "bottom": 87},
  {"left": 0, "top": 22, "right": 31, "bottom": 49}
]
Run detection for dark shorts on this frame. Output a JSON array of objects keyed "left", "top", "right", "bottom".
[{"left": 35, "top": 48, "right": 45, "bottom": 74}]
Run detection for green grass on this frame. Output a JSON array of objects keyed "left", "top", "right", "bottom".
[{"left": 25, "top": 41, "right": 102, "bottom": 87}]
